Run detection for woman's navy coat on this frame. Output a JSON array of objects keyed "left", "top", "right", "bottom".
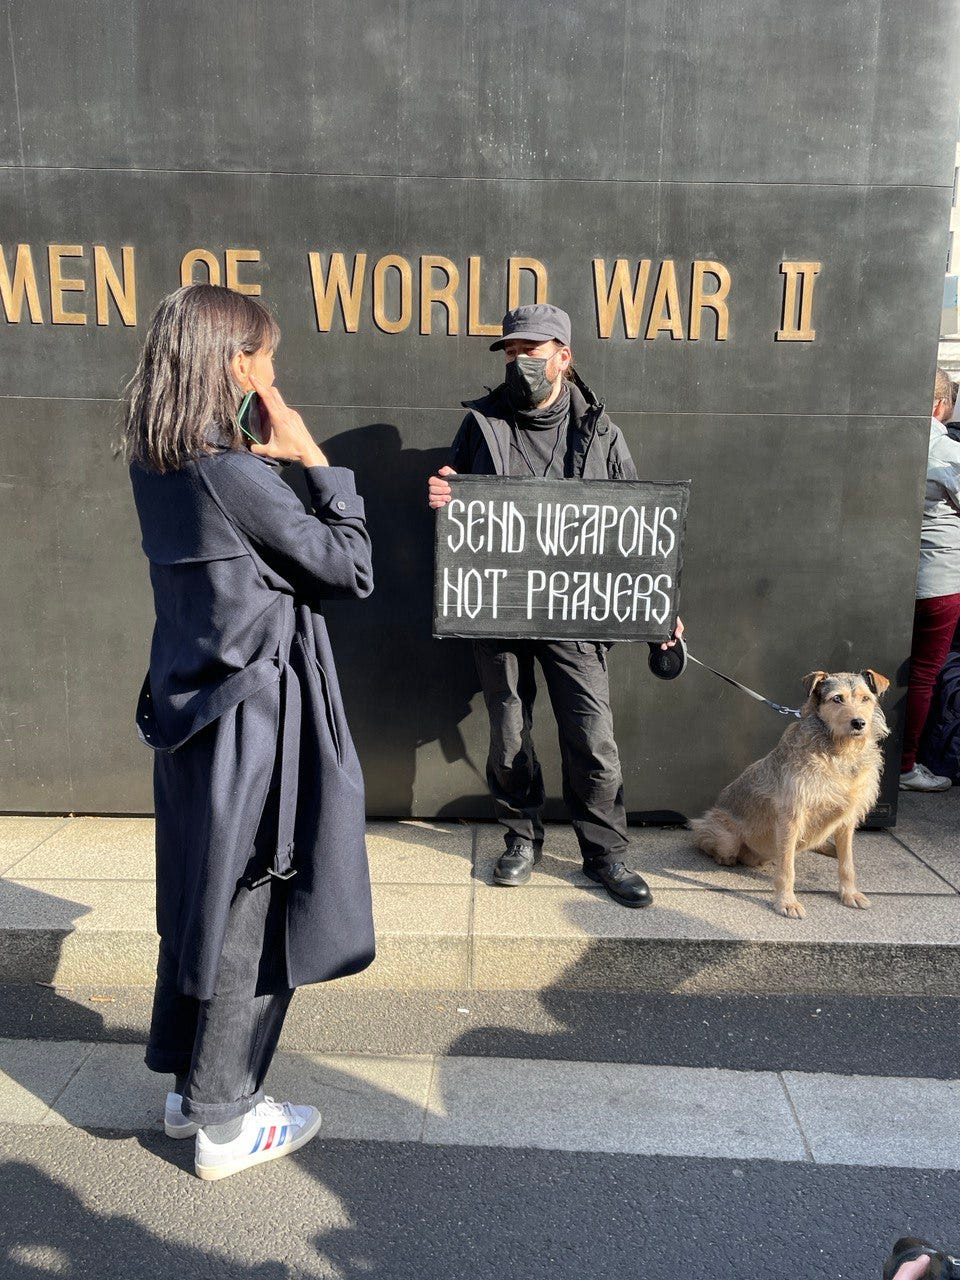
[{"left": 130, "top": 449, "right": 375, "bottom": 1001}]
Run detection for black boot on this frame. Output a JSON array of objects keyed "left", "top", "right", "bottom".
[
  {"left": 494, "top": 837, "right": 542, "bottom": 887},
  {"left": 584, "top": 861, "right": 653, "bottom": 908}
]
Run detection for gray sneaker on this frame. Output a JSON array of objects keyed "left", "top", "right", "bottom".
[
  {"left": 899, "top": 763, "right": 952, "bottom": 792},
  {"left": 164, "top": 1091, "right": 199, "bottom": 1139}
]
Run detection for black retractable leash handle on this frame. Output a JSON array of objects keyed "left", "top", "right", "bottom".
[
  {"left": 646, "top": 637, "right": 802, "bottom": 719},
  {"left": 883, "top": 1237, "right": 960, "bottom": 1279},
  {"left": 647, "top": 636, "right": 688, "bottom": 681}
]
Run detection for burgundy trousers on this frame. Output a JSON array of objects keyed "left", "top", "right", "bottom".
[{"left": 901, "top": 592, "right": 960, "bottom": 773}]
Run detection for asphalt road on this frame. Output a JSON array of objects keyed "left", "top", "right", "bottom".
[
  {"left": 3, "top": 986, "right": 957, "bottom": 1078},
  {"left": 2, "top": 1129, "right": 957, "bottom": 1280},
  {"left": 4, "top": 986, "right": 958, "bottom": 1279}
]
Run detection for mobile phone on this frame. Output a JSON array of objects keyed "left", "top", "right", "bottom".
[{"left": 237, "top": 390, "right": 263, "bottom": 445}]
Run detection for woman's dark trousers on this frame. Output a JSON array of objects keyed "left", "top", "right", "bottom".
[
  {"left": 145, "top": 862, "right": 293, "bottom": 1127},
  {"left": 474, "top": 638, "right": 629, "bottom": 868}
]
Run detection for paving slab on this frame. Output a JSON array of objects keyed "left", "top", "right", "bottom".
[
  {"left": 0, "top": 878, "right": 146, "bottom": 931},
  {"left": 6, "top": 1037, "right": 960, "bottom": 1170},
  {"left": 8, "top": 818, "right": 156, "bottom": 881},
  {"left": 353, "top": 884, "right": 472, "bottom": 988},
  {"left": 0, "top": 1039, "right": 94, "bottom": 1124},
  {"left": 472, "top": 885, "right": 960, "bottom": 994},
  {"left": 890, "top": 788, "right": 960, "bottom": 891},
  {"left": 365, "top": 820, "right": 472, "bottom": 884},
  {"left": 48, "top": 1042, "right": 165, "bottom": 1131},
  {"left": 0, "top": 880, "right": 474, "bottom": 988},
  {"left": 423, "top": 1055, "right": 808, "bottom": 1161},
  {"left": 344, "top": 936, "right": 471, "bottom": 990},
  {"left": 475, "top": 823, "right": 949, "bottom": 895},
  {"left": 0, "top": 881, "right": 158, "bottom": 984},
  {"left": 9, "top": 818, "right": 475, "bottom": 886},
  {"left": 473, "top": 883, "right": 960, "bottom": 944},
  {"left": 266, "top": 1052, "right": 433, "bottom": 1142},
  {"left": 2, "top": 814, "right": 959, "bottom": 995},
  {"left": 0, "top": 817, "right": 72, "bottom": 876},
  {"left": 783, "top": 1070, "right": 960, "bottom": 1169},
  {"left": 46, "top": 1044, "right": 434, "bottom": 1142},
  {"left": 369, "top": 884, "right": 471, "bottom": 936}
]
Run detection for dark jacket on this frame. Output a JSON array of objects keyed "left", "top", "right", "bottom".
[
  {"left": 922, "top": 648, "right": 960, "bottom": 782},
  {"left": 450, "top": 371, "right": 638, "bottom": 480},
  {"left": 130, "top": 449, "right": 375, "bottom": 1000}
]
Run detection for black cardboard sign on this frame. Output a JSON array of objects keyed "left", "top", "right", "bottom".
[{"left": 433, "top": 476, "right": 690, "bottom": 642}]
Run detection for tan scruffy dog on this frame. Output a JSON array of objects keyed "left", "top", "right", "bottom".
[{"left": 690, "top": 670, "right": 890, "bottom": 918}]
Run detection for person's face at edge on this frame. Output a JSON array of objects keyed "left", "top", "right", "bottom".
[
  {"left": 503, "top": 338, "right": 571, "bottom": 406},
  {"left": 231, "top": 344, "right": 276, "bottom": 393},
  {"left": 934, "top": 396, "right": 955, "bottom": 424}
]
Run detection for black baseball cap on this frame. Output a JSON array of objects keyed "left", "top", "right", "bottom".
[{"left": 490, "top": 303, "right": 572, "bottom": 351}]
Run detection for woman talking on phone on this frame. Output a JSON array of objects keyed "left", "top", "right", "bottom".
[{"left": 124, "top": 283, "right": 374, "bottom": 1180}]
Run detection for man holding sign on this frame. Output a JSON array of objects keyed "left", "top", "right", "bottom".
[{"left": 428, "top": 304, "right": 682, "bottom": 908}]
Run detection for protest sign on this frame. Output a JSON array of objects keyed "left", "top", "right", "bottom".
[{"left": 433, "top": 476, "right": 690, "bottom": 642}]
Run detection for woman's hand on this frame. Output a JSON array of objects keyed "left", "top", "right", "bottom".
[
  {"left": 428, "top": 466, "right": 457, "bottom": 509},
  {"left": 661, "top": 616, "right": 684, "bottom": 651},
  {"left": 893, "top": 1258, "right": 931, "bottom": 1280},
  {"left": 248, "top": 375, "right": 328, "bottom": 468}
]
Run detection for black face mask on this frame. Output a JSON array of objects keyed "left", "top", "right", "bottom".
[{"left": 504, "top": 354, "right": 554, "bottom": 411}]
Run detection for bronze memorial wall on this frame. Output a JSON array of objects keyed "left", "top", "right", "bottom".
[{"left": 1, "top": 0, "right": 958, "bottom": 820}]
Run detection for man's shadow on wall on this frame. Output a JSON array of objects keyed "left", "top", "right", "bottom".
[{"left": 294, "top": 422, "right": 487, "bottom": 817}]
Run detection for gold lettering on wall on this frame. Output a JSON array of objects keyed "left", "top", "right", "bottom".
[
  {"left": 776, "top": 261, "right": 821, "bottom": 341},
  {"left": 593, "top": 258, "right": 651, "bottom": 339},
  {"left": 180, "top": 250, "right": 222, "bottom": 287},
  {"left": 372, "top": 255, "right": 413, "bottom": 334},
  {"left": 0, "top": 245, "right": 823, "bottom": 344},
  {"left": 593, "top": 258, "right": 732, "bottom": 340},
  {"left": 467, "top": 256, "right": 500, "bottom": 337},
  {"left": 0, "top": 244, "right": 43, "bottom": 323},
  {"left": 689, "top": 260, "right": 730, "bottom": 341},
  {"left": 645, "top": 260, "right": 684, "bottom": 340},
  {"left": 225, "top": 249, "right": 261, "bottom": 296},
  {"left": 419, "top": 256, "right": 460, "bottom": 335},
  {"left": 94, "top": 246, "right": 137, "bottom": 326},
  {"left": 507, "top": 257, "right": 548, "bottom": 310},
  {"left": 309, "top": 252, "right": 366, "bottom": 332},
  {"left": 48, "top": 245, "right": 86, "bottom": 325}
]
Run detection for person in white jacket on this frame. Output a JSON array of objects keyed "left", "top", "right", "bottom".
[{"left": 899, "top": 367, "right": 960, "bottom": 790}]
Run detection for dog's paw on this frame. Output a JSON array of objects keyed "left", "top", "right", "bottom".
[
  {"left": 840, "top": 889, "right": 870, "bottom": 910},
  {"left": 776, "top": 897, "right": 806, "bottom": 919},
  {"left": 710, "top": 852, "right": 739, "bottom": 866}
]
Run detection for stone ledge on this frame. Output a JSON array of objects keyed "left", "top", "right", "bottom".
[{"left": 1, "top": 810, "right": 957, "bottom": 995}]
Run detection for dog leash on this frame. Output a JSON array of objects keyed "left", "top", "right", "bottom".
[
  {"left": 687, "top": 652, "right": 802, "bottom": 718},
  {"left": 648, "top": 638, "right": 802, "bottom": 718}
]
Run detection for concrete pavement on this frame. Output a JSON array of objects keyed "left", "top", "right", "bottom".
[
  {"left": 3, "top": 1037, "right": 960, "bottom": 1170},
  {"left": 2, "top": 794, "right": 959, "bottom": 1278},
  {"left": 1, "top": 788, "right": 959, "bottom": 994}
]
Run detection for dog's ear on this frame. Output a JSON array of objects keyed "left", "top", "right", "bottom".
[
  {"left": 802, "top": 671, "right": 829, "bottom": 699},
  {"left": 861, "top": 669, "right": 890, "bottom": 698}
]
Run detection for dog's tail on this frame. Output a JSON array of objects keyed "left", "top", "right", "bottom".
[
  {"left": 689, "top": 809, "right": 740, "bottom": 861},
  {"left": 688, "top": 813, "right": 718, "bottom": 853}
]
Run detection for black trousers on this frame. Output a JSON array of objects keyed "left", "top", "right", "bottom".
[
  {"left": 474, "top": 639, "right": 629, "bottom": 867},
  {"left": 144, "top": 860, "right": 294, "bottom": 1127}
]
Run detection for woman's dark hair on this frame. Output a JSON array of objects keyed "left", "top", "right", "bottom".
[{"left": 122, "top": 284, "right": 281, "bottom": 473}]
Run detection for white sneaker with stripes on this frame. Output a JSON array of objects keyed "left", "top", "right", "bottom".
[{"left": 194, "top": 1097, "right": 322, "bottom": 1181}]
